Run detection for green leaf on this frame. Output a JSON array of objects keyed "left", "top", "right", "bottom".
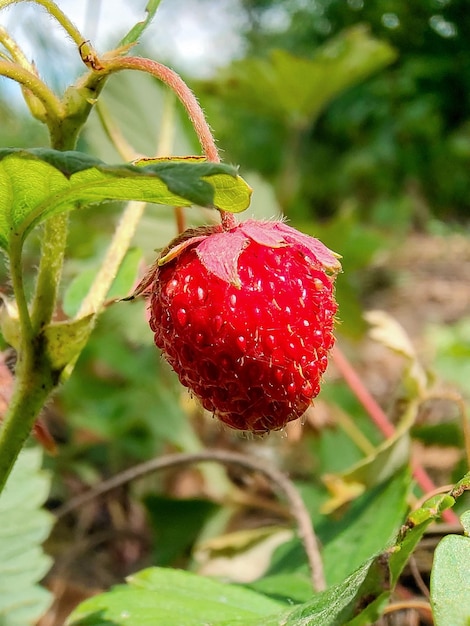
[
  {"left": 66, "top": 567, "right": 286, "bottom": 626},
  {"left": 119, "top": 0, "right": 162, "bottom": 46},
  {"left": 0, "top": 448, "right": 53, "bottom": 625},
  {"left": 202, "top": 26, "right": 396, "bottom": 127},
  {"left": 246, "top": 573, "right": 314, "bottom": 605},
  {"left": 0, "top": 149, "right": 252, "bottom": 251},
  {"left": 388, "top": 493, "right": 455, "bottom": 587},
  {"left": 321, "top": 467, "right": 410, "bottom": 586},
  {"left": 67, "top": 483, "right": 458, "bottom": 626},
  {"left": 279, "top": 558, "right": 390, "bottom": 626},
  {"left": 430, "top": 510, "right": 470, "bottom": 626}
]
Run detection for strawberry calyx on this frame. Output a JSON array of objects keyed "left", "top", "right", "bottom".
[
  {"left": 195, "top": 220, "right": 341, "bottom": 286},
  {"left": 135, "top": 220, "right": 341, "bottom": 297}
]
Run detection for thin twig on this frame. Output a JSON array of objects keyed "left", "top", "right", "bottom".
[
  {"left": 408, "top": 556, "right": 430, "bottom": 599},
  {"left": 92, "top": 55, "right": 237, "bottom": 231},
  {"left": 54, "top": 449, "right": 326, "bottom": 592},
  {"left": 382, "top": 599, "right": 433, "bottom": 619}
]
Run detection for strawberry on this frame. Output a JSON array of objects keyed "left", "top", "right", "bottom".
[{"left": 143, "top": 220, "right": 341, "bottom": 433}]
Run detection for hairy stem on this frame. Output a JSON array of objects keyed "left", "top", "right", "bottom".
[
  {"left": 0, "top": 60, "right": 63, "bottom": 124},
  {"left": 55, "top": 449, "right": 326, "bottom": 592},
  {"left": 0, "top": 352, "right": 55, "bottom": 493},
  {"left": 0, "top": 94, "right": 88, "bottom": 492},
  {"left": 101, "top": 57, "right": 219, "bottom": 161},
  {"left": 94, "top": 56, "right": 237, "bottom": 230},
  {"left": 0, "top": 25, "right": 34, "bottom": 69},
  {"left": 7, "top": 242, "right": 33, "bottom": 341}
]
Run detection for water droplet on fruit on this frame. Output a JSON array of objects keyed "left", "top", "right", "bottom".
[
  {"left": 236, "top": 335, "right": 247, "bottom": 351},
  {"left": 176, "top": 308, "right": 188, "bottom": 327},
  {"left": 230, "top": 293, "right": 237, "bottom": 308},
  {"left": 287, "top": 381, "right": 297, "bottom": 395},
  {"left": 165, "top": 279, "right": 178, "bottom": 297},
  {"left": 197, "top": 286, "right": 206, "bottom": 303}
]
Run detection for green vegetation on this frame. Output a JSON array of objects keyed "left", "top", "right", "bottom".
[{"left": 0, "top": 2, "right": 469, "bottom": 625}]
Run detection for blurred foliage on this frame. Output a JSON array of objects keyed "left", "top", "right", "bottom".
[
  {"left": 0, "top": 3, "right": 469, "bottom": 623},
  {"left": 196, "top": 0, "right": 470, "bottom": 224}
]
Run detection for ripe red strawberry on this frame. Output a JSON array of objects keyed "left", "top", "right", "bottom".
[{"left": 144, "top": 220, "right": 340, "bottom": 433}]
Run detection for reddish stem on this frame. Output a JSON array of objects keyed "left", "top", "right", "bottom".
[
  {"left": 331, "top": 345, "right": 459, "bottom": 524},
  {"left": 332, "top": 345, "right": 395, "bottom": 437},
  {"left": 98, "top": 56, "right": 236, "bottom": 230}
]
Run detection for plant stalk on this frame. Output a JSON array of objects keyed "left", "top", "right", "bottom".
[
  {"left": 94, "top": 55, "right": 237, "bottom": 230},
  {"left": 0, "top": 336, "right": 56, "bottom": 492},
  {"left": 0, "top": 60, "right": 63, "bottom": 125}
]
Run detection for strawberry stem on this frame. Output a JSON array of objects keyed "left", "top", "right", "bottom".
[{"left": 88, "top": 55, "right": 236, "bottom": 230}]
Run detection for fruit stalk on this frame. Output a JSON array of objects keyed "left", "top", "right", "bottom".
[{"left": 91, "top": 55, "right": 236, "bottom": 230}]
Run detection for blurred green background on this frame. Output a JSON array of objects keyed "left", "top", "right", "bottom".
[{"left": 0, "top": 0, "right": 469, "bottom": 592}]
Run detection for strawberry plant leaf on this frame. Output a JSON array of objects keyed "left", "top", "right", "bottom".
[
  {"left": 388, "top": 492, "right": 455, "bottom": 587},
  {"left": 66, "top": 484, "right": 458, "bottom": 626},
  {"left": 199, "top": 26, "right": 396, "bottom": 127},
  {"left": 0, "top": 149, "right": 252, "bottom": 251},
  {"left": 133, "top": 156, "right": 253, "bottom": 215},
  {"left": 0, "top": 448, "right": 53, "bottom": 625},
  {"left": 270, "top": 557, "right": 390, "bottom": 626},
  {"left": 430, "top": 510, "right": 470, "bottom": 626},
  {"left": 246, "top": 572, "right": 314, "bottom": 605},
  {"left": 321, "top": 467, "right": 410, "bottom": 586},
  {"left": 119, "top": 0, "right": 162, "bottom": 46},
  {"left": 66, "top": 566, "right": 286, "bottom": 626},
  {"left": 331, "top": 400, "right": 416, "bottom": 494},
  {"left": 266, "top": 469, "right": 410, "bottom": 589}
]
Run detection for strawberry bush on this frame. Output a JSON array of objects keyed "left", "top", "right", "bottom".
[{"left": 0, "top": 2, "right": 469, "bottom": 625}]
